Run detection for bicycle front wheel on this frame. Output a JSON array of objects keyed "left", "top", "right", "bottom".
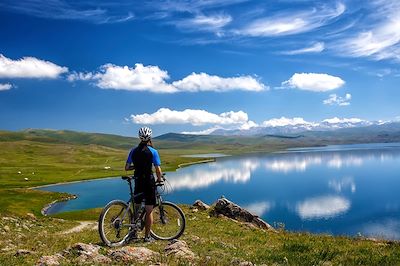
[
  {"left": 98, "top": 200, "right": 133, "bottom": 247},
  {"left": 151, "top": 201, "right": 186, "bottom": 240}
]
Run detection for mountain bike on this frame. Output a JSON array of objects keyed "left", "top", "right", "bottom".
[{"left": 98, "top": 174, "right": 186, "bottom": 247}]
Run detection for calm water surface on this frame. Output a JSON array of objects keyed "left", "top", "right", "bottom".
[{"left": 38, "top": 143, "right": 400, "bottom": 240}]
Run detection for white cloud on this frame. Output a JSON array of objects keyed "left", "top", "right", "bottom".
[
  {"left": 282, "top": 73, "right": 345, "bottom": 92},
  {"left": 323, "top": 93, "right": 351, "bottom": 106},
  {"left": 130, "top": 108, "right": 250, "bottom": 126},
  {"left": 296, "top": 195, "right": 351, "bottom": 220},
  {"left": 239, "top": 120, "right": 258, "bottom": 130},
  {"left": 1, "top": 1, "right": 135, "bottom": 24},
  {"left": 282, "top": 42, "right": 325, "bottom": 55},
  {"left": 67, "top": 72, "right": 95, "bottom": 82},
  {"left": 177, "top": 13, "right": 232, "bottom": 33},
  {"left": 172, "top": 72, "right": 266, "bottom": 92},
  {"left": 70, "top": 63, "right": 266, "bottom": 93},
  {"left": 262, "top": 117, "right": 317, "bottom": 127},
  {"left": 336, "top": 1, "right": 400, "bottom": 61},
  {"left": 0, "top": 83, "right": 12, "bottom": 91},
  {"left": 95, "top": 63, "right": 176, "bottom": 93},
  {"left": 0, "top": 54, "right": 68, "bottom": 79},
  {"left": 237, "top": 2, "right": 345, "bottom": 37}
]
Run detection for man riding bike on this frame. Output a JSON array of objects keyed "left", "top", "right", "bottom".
[{"left": 125, "top": 126, "right": 163, "bottom": 243}]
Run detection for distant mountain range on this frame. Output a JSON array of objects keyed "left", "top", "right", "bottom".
[
  {"left": 211, "top": 120, "right": 399, "bottom": 136},
  {"left": 1, "top": 122, "right": 400, "bottom": 154}
]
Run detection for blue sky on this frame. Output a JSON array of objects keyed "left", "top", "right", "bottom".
[{"left": 0, "top": 0, "right": 399, "bottom": 136}]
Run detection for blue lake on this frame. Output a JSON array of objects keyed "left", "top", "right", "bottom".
[{"left": 38, "top": 143, "right": 400, "bottom": 240}]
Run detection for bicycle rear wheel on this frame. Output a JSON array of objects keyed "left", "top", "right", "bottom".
[
  {"left": 151, "top": 201, "right": 185, "bottom": 240},
  {"left": 98, "top": 200, "right": 133, "bottom": 247}
]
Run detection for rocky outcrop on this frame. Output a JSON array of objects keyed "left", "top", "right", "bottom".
[
  {"left": 165, "top": 240, "right": 196, "bottom": 260},
  {"left": 36, "top": 254, "right": 64, "bottom": 266},
  {"left": 64, "top": 242, "right": 111, "bottom": 264},
  {"left": 37, "top": 243, "right": 160, "bottom": 265},
  {"left": 108, "top": 246, "right": 159, "bottom": 263},
  {"left": 193, "top": 200, "right": 210, "bottom": 210},
  {"left": 211, "top": 197, "right": 274, "bottom": 231}
]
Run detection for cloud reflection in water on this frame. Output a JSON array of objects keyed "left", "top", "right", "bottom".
[
  {"left": 328, "top": 176, "right": 356, "bottom": 193},
  {"left": 243, "top": 201, "right": 274, "bottom": 216},
  {"left": 167, "top": 159, "right": 259, "bottom": 190},
  {"left": 296, "top": 195, "right": 351, "bottom": 220}
]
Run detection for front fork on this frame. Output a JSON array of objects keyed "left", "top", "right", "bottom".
[{"left": 157, "top": 195, "right": 167, "bottom": 224}]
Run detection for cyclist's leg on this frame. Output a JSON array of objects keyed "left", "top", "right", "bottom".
[
  {"left": 144, "top": 179, "right": 157, "bottom": 238},
  {"left": 133, "top": 178, "right": 144, "bottom": 220},
  {"left": 144, "top": 205, "right": 154, "bottom": 237}
]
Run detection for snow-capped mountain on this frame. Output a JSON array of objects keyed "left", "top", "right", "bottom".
[{"left": 210, "top": 118, "right": 392, "bottom": 136}]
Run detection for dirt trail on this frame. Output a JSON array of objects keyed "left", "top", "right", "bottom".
[{"left": 60, "top": 221, "right": 97, "bottom": 234}]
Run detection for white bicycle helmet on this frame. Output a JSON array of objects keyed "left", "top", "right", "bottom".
[{"left": 138, "top": 127, "right": 152, "bottom": 141}]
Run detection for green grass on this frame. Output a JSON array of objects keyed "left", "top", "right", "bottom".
[
  {"left": 1, "top": 128, "right": 400, "bottom": 265},
  {"left": 2, "top": 207, "right": 400, "bottom": 265}
]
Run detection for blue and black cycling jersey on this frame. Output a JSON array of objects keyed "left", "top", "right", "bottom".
[{"left": 126, "top": 143, "right": 161, "bottom": 178}]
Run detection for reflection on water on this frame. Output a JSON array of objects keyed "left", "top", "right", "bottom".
[
  {"left": 243, "top": 201, "right": 275, "bottom": 217},
  {"left": 328, "top": 177, "right": 356, "bottom": 193},
  {"left": 295, "top": 195, "right": 351, "bottom": 220},
  {"left": 38, "top": 143, "right": 400, "bottom": 240},
  {"left": 361, "top": 219, "right": 400, "bottom": 240},
  {"left": 167, "top": 160, "right": 259, "bottom": 190}
]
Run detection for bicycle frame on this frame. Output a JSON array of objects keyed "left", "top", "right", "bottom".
[{"left": 119, "top": 177, "right": 164, "bottom": 228}]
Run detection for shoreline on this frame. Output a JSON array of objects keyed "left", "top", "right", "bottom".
[
  {"left": 41, "top": 194, "right": 78, "bottom": 216},
  {"left": 36, "top": 157, "right": 217, "bottom": 216},
  {"left": 31, "top": 158, "right": 217, "bottom": 190}
]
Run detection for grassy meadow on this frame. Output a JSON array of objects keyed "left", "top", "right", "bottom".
[{"left": 1, "top": 128, "right": 400, "bottom": 265}]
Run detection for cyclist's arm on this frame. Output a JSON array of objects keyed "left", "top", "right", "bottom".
[
  {"left": 125, "top": 148, "right": 135, "bottom": 171},
  {"left": 155, "top": 165, "right": 163, "bottom": 182},
  {"left": 149, "top": 147, "right": 163, "bottom": 182},
  {"left": 125, "top": 163, "right": 134, "bottom": 171}
]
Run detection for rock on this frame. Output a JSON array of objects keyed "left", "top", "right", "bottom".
[
  {"left": 26, "top": 213, "right": 37, "bottom": 220},
  {"left": 212, "top": 197, "right": 274, "bottom": 231},
  {"left": 165, "top": 239, "right": 196, "bottom": 260},
  {"left": 24, "top": 177, "right": 29, "bottom": 181},
  {"left": 65, "top": 243, "right": 111, "bottom": 264},
  {"left": 191, "top": 208, "right": 199, "bottom": 213},
  {"left": 193, "top": 200, "right": 210, "bottom": 210},
  {"left": 108, "top": 246, "right": 159, "bottom": 263},
  {"left": 15, "top": 249, "right": 33, "bottom": 256},
  {"left": 36, "top": 254, "right": 64, "bottom": 266},
  {"left": 3, "top": 225, "right": 10, "bottom": 232},
  {"left": 66, "top": 242, "right": 100, "bottom": 256},
  {"left": 76, "top": 253, "right": 111, "bottom": 264}
]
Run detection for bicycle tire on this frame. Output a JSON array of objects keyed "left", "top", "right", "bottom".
[
  {"left": 151, "top": 201, "right": 186, "bottom": 240},
  {"left": 98, "top": 200, "right": 133, "bottom": 247}
]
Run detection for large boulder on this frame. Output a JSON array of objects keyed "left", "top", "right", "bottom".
[{"left": 212, "top": 197, "right": 274, "bottom": 230}]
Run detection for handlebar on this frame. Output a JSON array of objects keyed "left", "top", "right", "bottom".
[{"left": 121, "top": 173, "right": 166, "bottom": 183}]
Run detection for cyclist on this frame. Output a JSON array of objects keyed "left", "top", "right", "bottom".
[{"left": 125, "top": 126, "right": 163, "bottom": 242}]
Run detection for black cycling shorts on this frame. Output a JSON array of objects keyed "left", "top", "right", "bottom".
[{"left": 134, "top": 177, "right": 156, "bottom": 206}]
